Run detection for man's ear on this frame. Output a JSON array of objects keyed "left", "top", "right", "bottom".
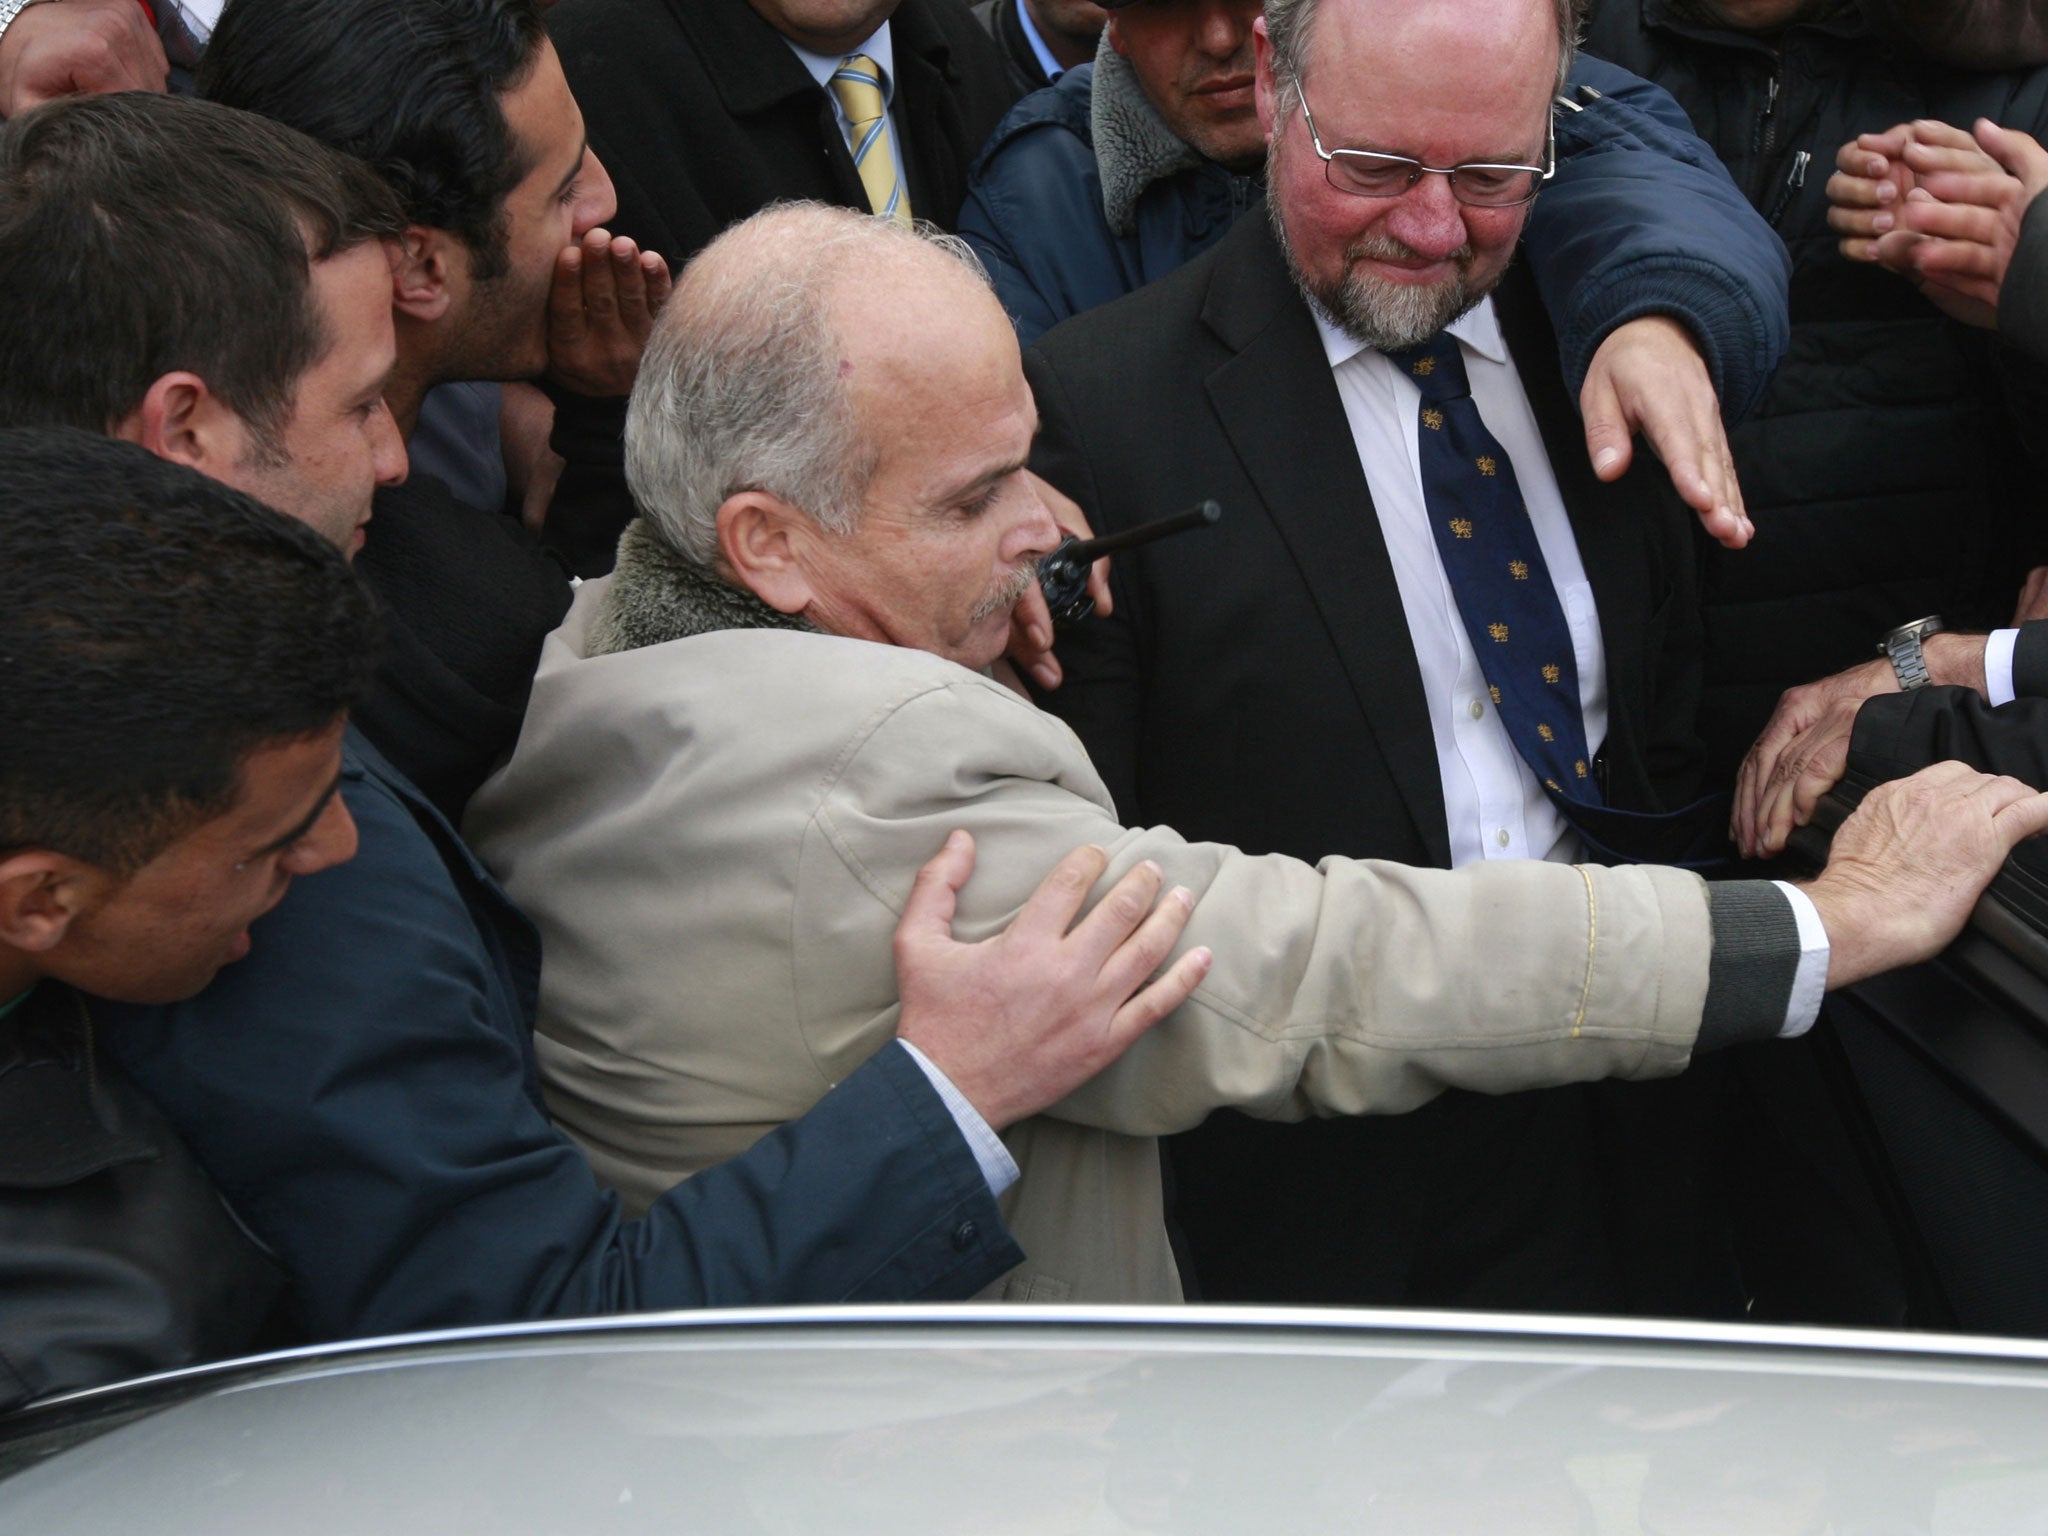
[
  {"left": 389, "top": 226, "right": 457, "bottom": 323},
  {"left": 113, "top": 372, "right": 253, "bottom": 479},
  {"left": 0, "top": 853, "right": 103, "bottom": 957},
  {"left": 1105, "top": 12, "right": 1129, "bottom": 57},
  {"left": 716, "top": 492, "right": 817, "bottom": 617}
]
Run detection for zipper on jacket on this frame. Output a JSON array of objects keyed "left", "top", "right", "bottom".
[
  {"left": 1764, "top": 149, "right": 1811, "bottom": 228},
  {"left": 1752, "top": 67, "right": 1782, "bottom": 169}
]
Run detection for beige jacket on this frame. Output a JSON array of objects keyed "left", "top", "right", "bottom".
[{"left": 467, "top": 578, "right": 1724, "bottom": 1303}]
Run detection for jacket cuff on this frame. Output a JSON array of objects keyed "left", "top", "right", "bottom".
[
  {"left": 838, "top": 1043, "right": 1026, "bottom": 1302},
  {"left": 2012, "top": 620, "right": 2048, "bottom": 699},
  {"left": 2000, "top": 191, "right": 2048, "bottom": 368},
  {"left": 1698, "top": 880, "right": 1804, "bottom": 1051},
  {"left": 1552, "top": 258, "right": 1780, "bottom": 423}
]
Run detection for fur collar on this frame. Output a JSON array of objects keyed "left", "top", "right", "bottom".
[
  {"left": 1089, "top": 30, "right": 1208, "bottom": 237},
  {"left": 586, "top": 519, "right": 818, "bottom": 657}
]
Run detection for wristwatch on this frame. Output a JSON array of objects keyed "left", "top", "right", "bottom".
[
  {"left": 1878, "top": 614, "right": 1946, "bottom": 691},
  {"left": 0, "top": 0, "right": 60, "bottom": 47}
]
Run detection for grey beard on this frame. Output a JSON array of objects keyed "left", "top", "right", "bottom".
[
  {"left": 971, "top": 561, "right": 1042, "bottom": 625},
  {"left": 1268, "top": 197, "right": 1491, "bottom": 351}
]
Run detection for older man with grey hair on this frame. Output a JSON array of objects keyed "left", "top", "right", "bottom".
[{"left": 466, "top": 200, "right": 2048, "bottom": 1307}]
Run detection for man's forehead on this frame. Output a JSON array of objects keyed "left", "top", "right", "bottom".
[{"left": 1297, "top": 1, "right": 1557, "bottom": 141}]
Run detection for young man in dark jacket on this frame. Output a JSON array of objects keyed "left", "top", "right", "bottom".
[{"left": 0, "top": 430, "right": 374, "bottom": 1411}]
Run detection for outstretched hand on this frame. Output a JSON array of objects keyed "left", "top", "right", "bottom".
[
  {"left": 893, "top": 833, "right": 1211, "bottom": 1131},
  {"left": 1580, "top": 316, "right": 1752, "bottom": 549},
  {"left": 1804, "top": 761, "right": 2048, "bottom": 987}
]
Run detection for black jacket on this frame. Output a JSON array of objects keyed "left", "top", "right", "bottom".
[
  {"left": 550, "top": 0, "right": 1020, "bottom": 264},
  {"left": 971, "top": 0, "right": 1055, "bottom": 95},
  {"left": 1026, "top": 214, "right": 1716, "bottom": 1312},
  {"left": 353, "top": 473, "right": 573, "bottom": 823},
  {"left": 1584, "top": 0, "right": 2048, "bottom": 782},
  {"left": 2004, "top": 191, "right": 2048, "bottom": 365},
  {"left": 0, "top": 985, "right": 278, "bottom": 1412}
]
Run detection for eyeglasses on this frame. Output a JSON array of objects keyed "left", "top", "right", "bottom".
[{"left": 1296, "top": 82, "right": 1555, "bottom": 208}]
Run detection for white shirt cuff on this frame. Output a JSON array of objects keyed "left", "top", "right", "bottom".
[
  {"left": 896, "top": 1041, "right": 1020, "bottom": 1198},
  {"left": 1986, "top": 627, "right": 2020, "bottom": 707},
  {"left": 1773, "top": 881, "right": 1830, "bottom": 1039}
]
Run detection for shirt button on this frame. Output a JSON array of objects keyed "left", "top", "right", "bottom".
[
  {"left": 951, "top": 1220, "right": 979, "bottom": 1251},
  {"left": 1468, "top": 698, "right": 1485, "bottom": 720},
  {"left": 1496, "top": 828, "right": 1511, "bottom": 849}
]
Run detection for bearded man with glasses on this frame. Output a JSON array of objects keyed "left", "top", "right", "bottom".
[{"left": 1024, "top": 0, "right": 1754, "bottom": 1314}]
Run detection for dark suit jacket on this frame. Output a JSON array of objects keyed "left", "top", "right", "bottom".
[
  {"left": 1026, "top": 213, "right": 1717, "bottom": 1310},
  {"left": 550, "top": 0, "right": 1021, "bottom": 263},
  {"left": 971, "top": 0, "right": 1056, "bottom": 94},
  {"left": 100, "top": 729, "right": 1022, "bottom": 1342}
]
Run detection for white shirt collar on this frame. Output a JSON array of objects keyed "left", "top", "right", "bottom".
[
  {"left": 1311, "top": 292, "right": 1510, "bottom": 374},
  {"left": 1013, "top": 0, "right": 1067, "bottom": 82},
  {"left": 785, "top": 21, "right": 898, "bottom": 102}
]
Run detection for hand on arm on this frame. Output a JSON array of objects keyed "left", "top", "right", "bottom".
[
  {"left": 1732, "top": 635, "right": 1991, "bottom": 859},
  {"left": 0, "top": 0, "right": 166, "bottom": 117},
  {"left": 1801, "top": 761, "right": 2048, "bottom": 987},
  {"left": 544, "top": 228, "right": 674, "bottom": 398},
  {"left": 1579, "top": 316, "right": 1752, "bottom": 549},
  {"left": 893, "top": 832, "right": 1210, "bottom": 1132},
  {"left": 1003, "top": 472, "right": 1110, "bottom": 692}
]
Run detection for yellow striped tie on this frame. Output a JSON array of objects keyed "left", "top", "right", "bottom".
[{"left": 828, "top": 54, "right": 912, "bottom": 227}]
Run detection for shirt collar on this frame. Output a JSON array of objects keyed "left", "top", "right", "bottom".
[
  {"left": 785, "top": 21, "right": 898, "bottom": 103},
  {"left": 1013, "top": 0, "right": 1066, "bottom": 82},
  {"left": 1311, "top": 292, "right": 1508, "bottom": 374}
]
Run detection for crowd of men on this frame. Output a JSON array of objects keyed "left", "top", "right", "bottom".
[{"left": 6, "top": 0, "right": 2048, "bottom": 1411}]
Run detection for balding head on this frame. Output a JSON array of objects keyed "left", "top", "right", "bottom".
[
  {"left": 627, "top": 203, "right": 999, "bottom": 566},
  {"left": 625, "top": 203, "right": 1058, "bottom": 669}
]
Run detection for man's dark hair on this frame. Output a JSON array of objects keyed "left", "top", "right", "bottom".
[
  {"left": 200, "top": 0, "right": 550, "bottom": 283},
  {"left": 0, "top": 429, "right": 380, "bottom": 876},
  {"left": 0, "top": 93, "right": 405, "bottom": 449}
]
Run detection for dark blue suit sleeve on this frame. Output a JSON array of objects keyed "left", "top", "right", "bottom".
[
  {"left": 1528, "top": 55, "right": 1792, "bottom": 418},
  {"left": 99, "top": 767, "right": 1020, "bottom": 1341}
]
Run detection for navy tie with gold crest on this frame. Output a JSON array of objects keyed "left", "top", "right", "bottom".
[{"left": 1385, "top": 331, "right": 1601, "bottom": 807}]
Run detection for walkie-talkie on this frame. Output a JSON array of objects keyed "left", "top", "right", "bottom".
[{"left": 1037, "top": 499, "right": 1223, "bottom": 624}]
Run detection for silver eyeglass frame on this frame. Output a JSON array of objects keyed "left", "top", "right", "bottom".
[{"left": 1295, "top": 81, "right": 1557, "bottom": 208}]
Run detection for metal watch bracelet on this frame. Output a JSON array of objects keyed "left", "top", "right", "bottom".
[
  {"left": 1879, "top": 615, "right": 1946, "bottom": 692},
  {"left": 0, "top": 0, "right": 62, "bottom": 49}
]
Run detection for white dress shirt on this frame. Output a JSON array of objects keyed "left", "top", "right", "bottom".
[
  {"left": 784, "top": 25, "right": 912, "bottom": 215},
  {"left": 1013, "top": 0, "right": 1068, "bottom": 82},
  {"left": 1987, "top": 627, "right": 2022, "bottom": 705},
  {"left": 1312, "top": 299, "right": 1825, "bottom": 1032},
  {"left": 897, "top": 1042, "right": 1020, "bottom": 1195},
  {"left": 1314, "top": 297, "right": 1604, "bottom": 868}
]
